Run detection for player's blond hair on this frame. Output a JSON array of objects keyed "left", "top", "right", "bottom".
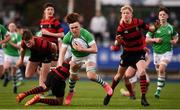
[{"left": 120, "top": 5, "right": 133, "bottom": 13}]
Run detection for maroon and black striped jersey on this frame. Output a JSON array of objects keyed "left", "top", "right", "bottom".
[
  {"left": 51, "top": 61, "right": 70, "bottom": 80},
  {"left": 116, "top": 18, "right": 149, "bottom": 52},
  {"left": 21, "top": 37, "right": 53, "bottom": 53},
  {"left": 40, "top": 16, "right": 64, "bottom": 43}
]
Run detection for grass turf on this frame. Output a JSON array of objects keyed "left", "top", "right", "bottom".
[{"left": 0, "top": 79, "right": 180, "bottom": 109}]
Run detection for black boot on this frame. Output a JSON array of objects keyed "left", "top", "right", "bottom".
[
  {"left": 141, "top": 96, "right": 149, "bottom": 106},
  {"left": 3, "top": 73, "right": 10, "bottom": 87},
  {"left": 103, "top": 95, "right": 112, "bottom": 105}
]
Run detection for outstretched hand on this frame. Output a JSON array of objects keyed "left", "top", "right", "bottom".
[{"left": 115, "top": 35, "right": 124, "bottom": 44}]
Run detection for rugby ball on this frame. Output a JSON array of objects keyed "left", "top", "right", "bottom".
[{"left": 72, "top": 38, "right": 88, "bottom": 49}]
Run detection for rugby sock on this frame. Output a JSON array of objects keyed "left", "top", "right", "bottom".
[
  {"left": 39, "top": 98, "right": 59, "bottom": 105},
  {"left": 25, "top": 86, "right": 45, "bottom": 95},
  {"left": 111, "top": 78, "right": 120, "bottom": 90},
  {"left": 90, "top": 75, "right": 105, "bottom": 86},
  {"left": 16, "top": 69, "right": 23, "bottom": 82},
  {"left": 125, "top": 83, "right": 135, "bottom": 96},
  {"left": 157, "top": 76, "right": 165, "bottom": 92},
  {"left": 69, "top": 79, "right": 76, "bottom": 92},
  {"left": 12, "top": 75, "right": 17, "bottom": 93},
  {"left": 140, "top": 75, "right": 147, "bottom": 97}
]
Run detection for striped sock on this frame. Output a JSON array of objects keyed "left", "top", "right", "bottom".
[
  {"left": 90, "top": 75, "right": 105, "bottom": 86},
  {"left": 140, "top": 75, "right": 147, "bottom": 95},
  {"left": 25, "top": 86, "right": 45, "bottom": 95},
  {"left": 12, "top": 75, "right": 17, "bottom": 88},
  {"left": 39, "top": 98, "right": 59, "bottom": 105},
  {"left": 69, "top": 79, "right": 76, "bottom": 92},
  {"left": 16, "top": 69, "right": 23, "bottom": 82},
  {"left": 157, "top": 76, "right": 165, "bottom": 92}
]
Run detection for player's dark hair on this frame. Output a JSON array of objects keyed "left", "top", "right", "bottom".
[
  {"left": 43, "top": 2, "right": 55, "bottom": 10},
  {"left": 22, "top": 29, "right": 33, "bottom": 41},
  {"left": 65, "top": 13, "right": 80, "bottom": 24},
  {"left": 158, "top": 6, "right": 169, "bottom": 15}
]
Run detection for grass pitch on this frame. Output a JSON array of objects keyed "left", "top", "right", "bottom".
[{"left": 0, "top": 79, "right": 180, "bottom": 109}]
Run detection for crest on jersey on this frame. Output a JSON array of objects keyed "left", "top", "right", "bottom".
[{"left": 124, "top": 30, "right": 128, "bottom": 34}]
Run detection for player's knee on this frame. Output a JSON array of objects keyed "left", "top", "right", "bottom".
[
  {"left": 87, "top": 72, "right": 96, "bottom": 80},
  {"left": 25, "top": 73, "right": 32, "bottom": 78},
  {"left": 70, "top": 74, "right": 79, "bottom": 81},
  {"left": 138, "top": 69, "right": 146, "bottom": 76}
]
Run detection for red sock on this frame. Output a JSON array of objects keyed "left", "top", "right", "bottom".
[
  {"left": 125, "top": 83, "right": 135, "bottom": 96},
  {"left": 39, "top": 98, "right": 60, "bottom": 105},
  {"left": 140, "top": 75, "right": 147, "bottom": 95},
  {"left": 111, "top": 78, "right": 120, "bottom": 90},
  {"left": 25, "top": 86, "right": 45, "bottom": 95}
]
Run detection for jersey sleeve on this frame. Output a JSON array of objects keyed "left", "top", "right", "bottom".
[
  {"left": 62, "top": 32, "right": 71, "bottom": 46},
  {"left": 146, "top": 31, "right": 154, "bottom": 38},
  {"left": 54, "top": 19, "right": 64, "bottom": 33},
  {"left": 139, "top": 19, "right": 149, "bottom": 30}
]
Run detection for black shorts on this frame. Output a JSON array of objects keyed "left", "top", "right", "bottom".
[
  {"left": 51, "top": 53, "right": 59, "bottom": 61},
  {"left": 44, "top": 71, "right": 66, "bottom": 97},
  {"left": 29, "top": 50, "right": 52, "bottom": 63},
  {"left": 120, "top": 50, "right": 146, "bottom": 68}
]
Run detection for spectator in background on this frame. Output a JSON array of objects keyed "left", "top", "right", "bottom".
[
  {"left": 169, "top": 12, "right": 179, "bottom": 28},
  {"left": 145, "top": 12, "right": 157, "bottom": 23},
  {"left": 90, "top": 10, "right": 107, "bottom": 45},
  {"left": 107, "top": 9, "right": 118, "bottom": 44}
]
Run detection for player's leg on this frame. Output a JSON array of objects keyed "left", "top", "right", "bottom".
[
  {"left": 103, "top": 66, "right": 126, "bottom": 105},
  {"left": 155, "top": 52, "right": 172, "bottom": 99},
  {"left": 123, "top": 66, "right": 137, "bottom": 99},
  {"left": 136, "top": 60, "right": 149, "bottom": 106},
  {"left": 86, "top": 61, "right": 112, "bottom": 96},
  {"left": 25, "top": 61, "right": 39, "bottom": 78},
  {"left": 25, "top": 73, "right": 65, "bottom": 106},
  {"left": 0, "top": 49, "right": 4, "bottom": 78},
  {"left": 65, "top": 60, "right": 81, "bottom": 105},
  {"left": 39, "top": 62, "right": 51, "bottom": 87},
  {"left": 17, "top": 71, "right": 51, "bottom": 102},
  {"left": 154, "top": 52, "right": 172, "bottom": 99}
]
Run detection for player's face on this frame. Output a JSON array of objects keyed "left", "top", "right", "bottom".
[
  {"left": 24, "top": 38, "right": 34, "bottom": 48},
  {"left": 8, "top": 23, "right": 16, "bottom": 32},
  {"left": 69, "top": 22, "right": 81, "bottom": 37},
  {"left": 44, "top": 7, "right": 54, "bottom": 17},
  {"left": 159, "top": 11, "right": 168, "bottom": 22},
  {"left": 121, "top": 9, "right": 132, "bottom": 23}
]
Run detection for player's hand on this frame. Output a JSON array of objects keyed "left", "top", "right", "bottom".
[
  {"left": 170, "top": 39, "right": 177, "bottom": 45},
  {"left": 143, "top": 47, "right": 150, "bottom": 54},
  {"left": 115, "top": 35, "right": 124, "bottom": 44},
  {"left": 110, "top": 45, "right": 121, "bottom": 51},
  {"left": 73, "top": 42, "right": 83, "bottom": 51},
  {"left": 41, "top": 29, "right": 50, "bottom": 35},
  {"left": 154, "top": 38, "right": 162, "bottom": 43},
  {"left": 1, "top": 43, "right": 6, "bottom": 48}
]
